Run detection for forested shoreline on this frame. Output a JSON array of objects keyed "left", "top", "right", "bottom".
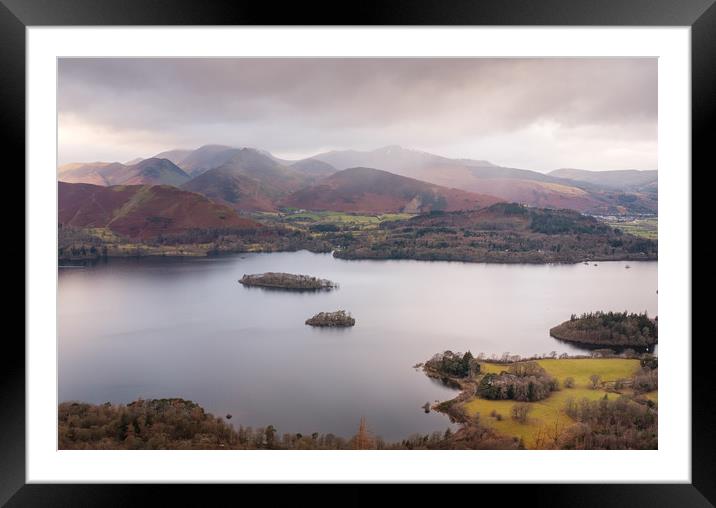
[
  {"left": 59, "top": 203, "right": 657, "bottom": 266},
  {"left": 58, "top": 398, "right": 517, "bottom": 450},
  {"left": 420, "top": 350, "right": 657, "bottom": 450},
  {"left": 550, "top": 311, "right": 657, "bottom": 348},
  {"left": 59, "top": 351, "right": 658, "bottom": 451}
]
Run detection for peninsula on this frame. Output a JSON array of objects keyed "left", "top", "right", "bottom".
[{"left": 550, "top": 311, "right": 657, "bottom": 348}]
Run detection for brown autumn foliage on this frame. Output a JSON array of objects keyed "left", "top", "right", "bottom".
[
  {"left": 561, "top": 396, "right": 657, "bottom": 450},
  {"left": 59, "top": 398, "right": 518, "bottom": 450}
]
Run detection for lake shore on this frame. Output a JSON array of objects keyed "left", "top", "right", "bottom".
[
  {"left": 59, "top": 251, "right": 657, "bottom": 441},
  {"left": 423, "top": 355, "right": 658, "bottom": 449}
]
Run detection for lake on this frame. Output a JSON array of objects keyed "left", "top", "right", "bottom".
[{"left": 58, "top": 251, "right": 657, "bottom": 441}]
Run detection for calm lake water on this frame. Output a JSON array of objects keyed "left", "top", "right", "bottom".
[{"left": 58, "top": 251, "right": 657, "bottom": 441}]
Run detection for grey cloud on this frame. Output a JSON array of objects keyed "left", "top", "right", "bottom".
[{"left": 58, "top": 58, "right": 657, "bottom": 170}]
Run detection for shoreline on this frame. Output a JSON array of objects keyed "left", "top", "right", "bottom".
[
  {"left": 59, "top": 248, "right": 658, "bottom": 266},
  {"left": 549, "top": 331, "right": 658, "bottom": 351},
  {"left": 422, "top": 354, "right": 658, "bottom": 449}
]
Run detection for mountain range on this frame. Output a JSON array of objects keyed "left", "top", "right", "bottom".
[
  {"left": 59, "top": 144, "right": 657, "bottom": 216},
  {"left": 313, "top": 146, "right": 657, "bottom": 214}
]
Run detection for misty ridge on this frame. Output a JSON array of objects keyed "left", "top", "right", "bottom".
[{"left": 58, "top": 144, "right": 657, "bottom": 217}]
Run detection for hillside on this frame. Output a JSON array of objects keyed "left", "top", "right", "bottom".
[
  {"left": 164, "top": 145, "right": 242, "bottom": 177},
  {"left": 151, "top": 148, "right": 193, "bottom": 166},
  {"left": 549, "top": 168, "right": 658, "bottom": 192},
  {"left": 58, "top": 158, "right": 190, "bottom": 187},
  {"left": 58, "top": 181, "right": 259, "bottom": 239},
  {"left": 182, "top": 148, "right": 313, "bottom": 211},
  {"left": 289, "top": 158, "right": 337, "bottom": 179},
  {"left": 280, "top": 167, "right": 502, "bottom": 213},
  {"left": 120, "top": 158, "right": 191, "bottom": 186},
  {"left": 314, "top": 145, "right": 494, "bottom": 172},
  {"left": 334, "top": 202, "right": 658, "bottom": 263},
  {"left": 313, "top": 146, "right": 656, "bottom": 214},
  {"left": 58, "top": 161, "right": 129, "bottom": 186}
]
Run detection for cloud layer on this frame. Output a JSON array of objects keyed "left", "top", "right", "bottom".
[{"left": 58, "top": 58, "right": 657, "bottom": 171}]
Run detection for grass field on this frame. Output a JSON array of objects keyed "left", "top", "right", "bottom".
[
  {"left": 463, "top": 358, "right": 653, "bottom": 448},
  {"left": 605, "top": 217, "right": 658, "bottom": 240},
  {"left": 254, "top": 210, "right": 414, "bottom": 231}
]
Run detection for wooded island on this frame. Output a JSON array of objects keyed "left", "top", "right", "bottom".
[{"left": 239, "top": 272, "right": 336, "bottom": 290}]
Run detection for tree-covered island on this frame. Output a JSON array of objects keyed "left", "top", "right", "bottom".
[
  {"left": 239, "top": 272, "right": 336, "bottom": 290},
  {"left": 305, "top": 310, "right": 355, "bottom": 327}
]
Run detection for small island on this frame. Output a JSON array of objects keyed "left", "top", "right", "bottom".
[
  {"left": 550, "top": 311, "right": 657, "bottom": 348},
  {"left": 239, "top": 272, "right": 336, "bottom": 290},
  {"left": 305, "top": 310, "right": 355, "bottom": 327}
]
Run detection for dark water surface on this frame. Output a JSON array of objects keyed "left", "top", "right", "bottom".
[{"left": 58, "top": 251, "right": 657, "bottom": 441}]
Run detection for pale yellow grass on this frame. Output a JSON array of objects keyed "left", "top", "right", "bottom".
[{"left": 464, "top": 358, "right": 642, "bottom": 448}]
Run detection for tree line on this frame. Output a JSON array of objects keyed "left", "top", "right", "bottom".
[
  {"left": 424, "top": 351, "right": 481, "bottom": 378},
  {"left": 58, "top": 398, "right": 520, "bottom": 450},
  {"left": 476, "top": 362, "right": 559, "bottom": 402},
  {"left": 551, "top": 311, "right": 657, "bottom": 348}
]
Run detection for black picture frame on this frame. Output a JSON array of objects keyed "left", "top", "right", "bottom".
[{"left": 4, "top": 0, "right": 711, "bottom": 505}]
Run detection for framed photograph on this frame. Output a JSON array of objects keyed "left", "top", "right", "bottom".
[{"left": 7, "top": 0, "right": 711, "bottom": 504}]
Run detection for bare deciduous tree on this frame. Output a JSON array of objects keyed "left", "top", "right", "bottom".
[{"left": 511, "top": 403, "right": 532, "bottom": 423}]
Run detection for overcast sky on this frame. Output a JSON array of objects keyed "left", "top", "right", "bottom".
[{"left": 58, "top": 58, "right": 657, "bottom": 172}]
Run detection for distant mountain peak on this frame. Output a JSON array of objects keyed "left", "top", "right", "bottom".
[
  {"left": 376, "top": 144, "right": 405, "bottom": 152},
  {"left": 196, "top": 144, "right": 236, "bottom": 151}
]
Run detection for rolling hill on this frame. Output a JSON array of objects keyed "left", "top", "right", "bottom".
[
  {"left": 313, "top": 146, "right": 657, "bottom": 214},
  {"left": 279, "top": 166, "right": 503, "bottom": 213},
  {"left": 58, "top": 161, "right": 129, "bottom": 186},
  {"left": 58, "top": 158, "right": 190, "bottom": 187},
  {"left": 58, "top": 181, "right": 259, "bottom": 239},
  {"left": 548, "top": 168, "right": 658, "bottom": 192}
]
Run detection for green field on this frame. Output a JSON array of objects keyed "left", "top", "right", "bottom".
[
  {"left": 254, "top": 210, "right": 414, "bottom": 231},
  {"left": 463, "top": 358, "right": 654, "bottom": 449},
  {"left": 605, "top": 217, "right": 658, "bottom": 240}
]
